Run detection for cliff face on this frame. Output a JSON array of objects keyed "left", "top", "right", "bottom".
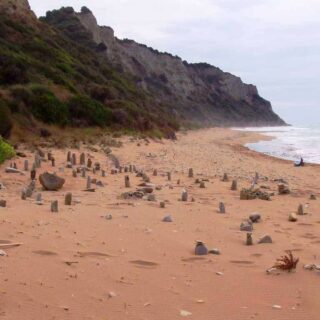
[{"left": 74, "top": 8, "right": 285, "bottom": 126}]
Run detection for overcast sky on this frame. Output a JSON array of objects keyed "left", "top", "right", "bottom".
[{"left": 29, "top": 0, "right": 320, "bottom": 126}]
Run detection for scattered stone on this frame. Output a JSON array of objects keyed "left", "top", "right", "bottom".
[
  {"left": 96, "top": 181, "right": 104, "bottom": 187},
  {"left": 310, "top": 194, "right": 317, "bottom": 200},
  {"left": 208, "top": 248, "right": 221, "bottom": 255},
  {"left": 278, "top": 184, "right": 290, "bottom": 195},
  {"left": 87, "top": 158, "right": 92, "bottom": 168},
  {"left": 258, "top": 235, "right": 273, "bottom": 244},
  {"left": 240, "top": 188, "right": 270, "bottom": 200},
  {"left": 0, "top": 250, "right": 6, "bottom": 256},
  {"left": 272, "top": 305, "right": 282, "bottom": 310},
  {"left": 167, "top": 172, "right": 171, "bottom": 181},
  {"left": 249, "top": 213, "right": 261, "bottom": 223},
  {"left": 219, "top": 202, "right": 226, "bottom": 214},
  {"left": 181, "top": 189, "right": 188, "bottom": 202},
  {"left": 66, "top": 162, "right": 73, "bottom": 169},
  {"left": 5, "top": 167, "right": 24, "bottom": 174},
  {"left": 180, "top": 310, "right": 192, "bottom": 317},
  {"left": 72, "top": 170, "right": 77, "bottom": 178},
  {"left": 188, "top": 168, "right": 194, "bottom": 178},
  {"left": 199, "top": 181, "right": 205, "bottom": 188},
  {"left": 67, "top": 151, "right": 71, "bottom": 163},
  {"left": 231, "top": 179, "right": 237, "bottom": 191},
  {"left": 0, "top": 200, "right": 6, "bottom": 208},
  {"left": 65, "top": 193, "right": 72, "bottom": 205},
  {"left": 153, "top": 169, "right": 158, "bottom": 176},
  {"left": 26, "top": 181, "right": 36, "bottom": 198},
  {"left": 195, "top": 241, "right": 208, "bottom": 255},
  {"left": 289, "top": 212, "right": 297, "bottom": 222},
  {"left": 101, "top": 170, "right": 106, "bottom": 177},
  {"left": 81, "top": 168, "right": 86, "bottom": 178},
  {"left": 39, "top": 172, "right": 65, "bottom": 191},
  {"left": 162, "top": 215, "right": 173, "bottom": 222},
  {"left": 51, "top": 158, "right": 55, "bottom": 167},
  {"left": 246, "top": 233, "right": 253, "bottom": 246},
  {"left": 160, "top": 201, "right": 165, "bottom": 208},
  {"left": 105, "top": 214, "right": 113, "bottom": 220},
  {"left": 51, "top": 200, "right": 59, "bottom": 213},
  {"left": 240, "top": 221, "right": 253, "bottom": 232},
  {"left": 147, "top": 194, "right": 156, "bottom": 202},
  {"left": 120, "top": 191, "right": 144, "bottom": 200}
]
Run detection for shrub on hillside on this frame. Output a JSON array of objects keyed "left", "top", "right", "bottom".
[
  {"left": 67, "top": 95, "right": 112, "bottom": 127},
  {"left": 0, "top": 101, "right": 13, "bottom": 138},
  {"left": 0, "top": 137, "right": 15, "bottom": 164},
  {"left": 29, "top": 86, "right": 69, "bottom": 125}
]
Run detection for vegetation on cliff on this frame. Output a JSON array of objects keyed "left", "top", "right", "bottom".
[{"left": 0, "top": 7, "right": 178, "bottom": 139}]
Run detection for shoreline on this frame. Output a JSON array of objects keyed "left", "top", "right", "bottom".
[{"left": 1, "top": 127, "right": 320, "bottom": 319}]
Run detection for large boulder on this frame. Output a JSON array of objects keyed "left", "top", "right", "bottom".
[{"left": 39, "top": 172, "right": 65, "bottom": 191}]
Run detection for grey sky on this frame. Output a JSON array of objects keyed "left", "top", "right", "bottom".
[{"left": 29, "top": 0, "right": 320, "bottom": 126}]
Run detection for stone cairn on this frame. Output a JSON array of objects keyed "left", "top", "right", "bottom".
[
  {"left": 167, "top": 172, "right": 171, "bottom": 181},
  {"left": 222, "top": 173, "right": 229, "bottom": 182},
  {"left": 188, "top": 168, "right": 194, "bottom": 178},
  {"left": 80, "top": 153, "right": 86, "bottom": 166},
  {"left": 67, "top": 151, "right": 71, "bottom": 163},
  {"left": 181, "top": 189, "right": 188, "bottom": 202},
  {"left": 51, "top": 200, "right": 58, "bottom": 213},
  {"left": 65, "top": 193, "right": 72, "bottom": 206},
  {"left": 297, "top": 204, "right": 304, "bottom": 215},
  {"left": 24, "top": 160, "right": 29, "bottom": 171},
  {"left": 199, "top": 181, "right": 205, "bottom": 188},
  {"left": 87, "top": 158, "right": 92, "bottom": 168},
  {"left": 231, "top": 180, "right": 237, "bottom": 191},
  {"left": 219, "top": 202, "right": 226, "bottom": 213},
  {"left": 72, "top": 153, "right": 77, "bottom": 166},
  {"left": 153, "top": 169, "right": 158, "bottom": 176},
  {"left": 246, "top": 233, "right": 253, "bottom": 246},
  {"left": 125, "top": 176, "right": 131, "bottom": 188}
]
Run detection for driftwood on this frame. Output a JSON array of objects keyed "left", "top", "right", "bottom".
[{"left": 267, "top": 250, "right": 299, "bottom": 273}]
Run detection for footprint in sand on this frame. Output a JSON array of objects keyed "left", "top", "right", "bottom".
[
  {"left": 181, "top": 257, "right": 206, "bottom": 262},
  {"left": 33, "top": 250, "right": 58, "bottom": 256},
  {"left": 130, "top": 260, "right": 158, "bottom": 267},
  {"left": 229, "top": 260, "right": 254, "bottom": 265},
  {"left": 77, "top": 251, "right": 112, "bottom": 258}
]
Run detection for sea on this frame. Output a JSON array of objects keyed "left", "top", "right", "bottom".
[{"left": 234, "top": 125, "right": 320, "bottom": 164}]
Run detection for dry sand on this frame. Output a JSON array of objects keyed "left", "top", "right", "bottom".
[{"left": 0, "top": 128, "right": 320, "bottom": 320}]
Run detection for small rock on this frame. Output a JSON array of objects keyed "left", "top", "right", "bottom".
[
  {"left": 180, "top": 310, "right": 192, "bottom": 317},
  {"left": 219, "top": 202, "right": 225, "bottom": 214},
  {"left": 162, "top": 215, "right": 173, "bottom": 222},
  {"left": 297, "top": 204, "right": 304, "bottom": 215},
  {"left": 249, "top": 213, "right": 261, "bottom": 223},
  {"left": 195, "top": 241, "right": 208, "bottom": 255},
  {"left": 258, "top": 234, "right": 273, "bottom": 244},
  {"left": 289, "top": 212, "right": 297, "bottom": 222},
  {"left": 208, "top": 248, "right": 221, "bottom": 255},
  {"left": 39, "top": 172, "right": 65, "bottom": 191},
  {"left": 240, "top": 221, "right": 253, "bottom": 232},
  {"left": 278, "top": 184, "right": 290, "bottom": 195},
  {"left": 0, "top": 200, "right": 6, "bottom": 208},
  {"left": 310, "top": 194, "right": 317, "bottom": 200},
  {"left": 0, "top": 250, "right": 7, "bottom": 256}
]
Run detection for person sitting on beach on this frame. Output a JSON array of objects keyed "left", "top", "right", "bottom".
[{"left": 294, "top": 157, "right": 304, "bottom": 167}]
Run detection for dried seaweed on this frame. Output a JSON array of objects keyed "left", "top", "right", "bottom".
[{"left": 271, "top": 251, "right": 299, "bottom": 272}]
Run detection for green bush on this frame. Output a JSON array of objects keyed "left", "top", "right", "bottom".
[
  {"left": 0, "top": 101, "right": 13, "bottom": 138},
  {"left": 0, "top": 137, "right": 15, "bottom": 164},
  {"left": 29, "top": 86, "right": 69, "bottom": 125},
  {"left": 67, "top": 95, "right": 112, "bottom": 127}
]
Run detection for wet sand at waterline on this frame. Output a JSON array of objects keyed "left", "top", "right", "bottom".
[{"left": 0, "top": 128, "right": 320, "bottom": 320}]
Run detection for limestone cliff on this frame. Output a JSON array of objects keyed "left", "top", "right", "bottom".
[{"left": 73, "top": 7, "right": 285, "bottom": 126}]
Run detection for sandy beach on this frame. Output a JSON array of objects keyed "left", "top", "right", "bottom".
[{"left": 1, "top": 128, "right": 320, "bottom": 320}]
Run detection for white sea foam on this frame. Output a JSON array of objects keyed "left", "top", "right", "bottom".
[{"left": 234, "top": 125, "right": 320, "bottom": 164}]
